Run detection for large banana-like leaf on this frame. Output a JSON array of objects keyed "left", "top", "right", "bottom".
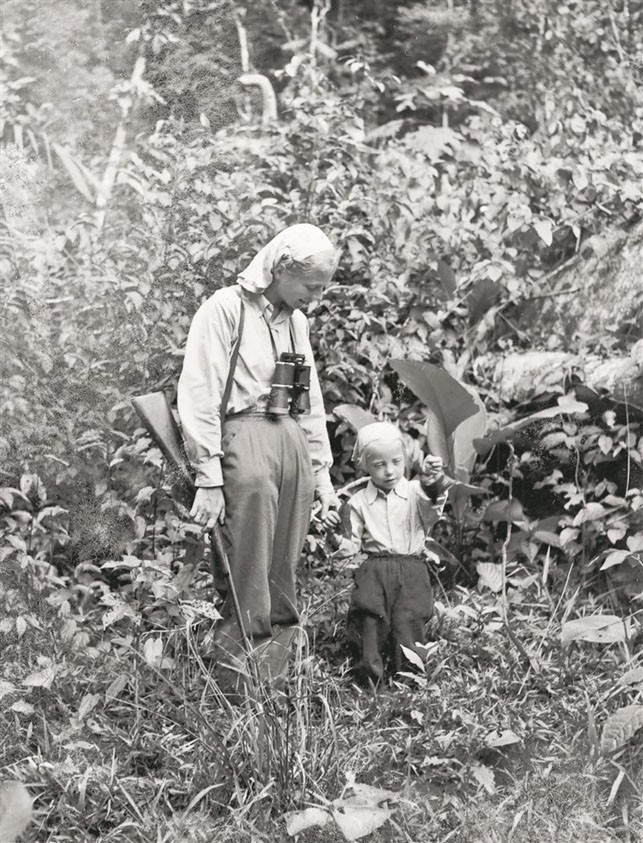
[
  {"left": 333, "top": 404, "right": 377, "bottom": 431},
  {"left": 390, "top": 359, "right": 480, "bottom": 470},
  {"left": 451, "top": 385, "right": 487, "bottom": 479},
  {"left": 390, "top": 359, "right": 478, "bottom": 434}
]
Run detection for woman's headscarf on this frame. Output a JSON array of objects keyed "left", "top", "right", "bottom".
[
  {"left": 352, "top": 422, "right": 404, "bottom": 468},
  {"left": 238, "top": 223, "right": 336, "bottom": 294}
]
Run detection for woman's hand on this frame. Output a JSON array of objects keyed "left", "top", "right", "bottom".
[
  {"left": 191, "top": 486, "right": 226, "bottom": 530},
  {"left": 318, "top": 492, "right": 341, "bottom": 528}
]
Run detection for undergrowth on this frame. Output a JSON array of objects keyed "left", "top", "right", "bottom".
[{"left": 1, "top": 553, "right": 641, "bottom": 843}]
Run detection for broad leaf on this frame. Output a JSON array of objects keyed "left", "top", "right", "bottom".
[
  {"left": 52, "top": 142, "right": 96, "bottom": 201},
  {"left": 477, "top": 562, "right": 503, "bottom": 593},
  {"left": 471, "top": 763, "right": 496, "bottom": 795},
  {"left": 285, "top": 808, "right": 330, "bottom": 836},
  {"left": 343, "top": 781, "right": 400, "bottom": 806},
  {"left": 391, "top": 359, "right": 479, "bottom": 470},
  {"left": 143, "top": 637, "right": 163, "bottom": 666},
  {"left": 437, "top": 258, "right": 457, "bottom": 296},
  {"left": 0, "top": 680, "right": 16, "bottom": 700},
  {"left": 391, "top": 359, "right": 478, "bottom": 437},
  {"left": 617, "top": 667, "right": 643, "bottom": 687},
  {"left": 400, "top": 645, "right": 425, "bottom": 671},
  {"left": 451, "top": 385, "right": 487, "bottom": 477},
  {"left": 331, "top": 805, "right": 393, "bottom": 841},
  {"left": 10, "top": 700, "right": 35, "bottom": 716},
  {"left": 600, "top": 705, "right": 643, "bottom": 754},
  {"left": 77, "top": 693, "right": 100, "bottom": 721},
  {"left": 475, "top": 395, "right": 589, "bottom": 452},
  {"left": 485, "top": 729, "right": 521, "bottom": 747},
  {"left": 533, "top": 217, "right": 553, "bottom": 246},
  {"left": 448, "top": 483, "right": 489, "bottom": 507},
  {"left": 105, "top": 675, "right": 129, "bottom": 700},
  {"left": 22, "top": 666, "right": 56, "bottom": 689},
  {"left": 561, "top": 615, "right": 629, "bottom": 645},
  {"left": 424, "top": 403, "right": 451, "bottom": 467},
  {"left": 466, "top": 277, "right": 501, "bottom": 323},
  {"left": 601, "top": 550, "right": 633, "bottom": 570},
  {"left": 482, "top": 499, "right": 525, "bottom": 523},
  {"left": 143, "top": 637, "right": 175, "bottom": 669},
  {"left": 334, "top": 404, "right": 377, "bottom": 432}
]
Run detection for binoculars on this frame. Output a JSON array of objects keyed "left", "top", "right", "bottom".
[{"left": 268, "top": 353, "right": 311, "bottom": 416}]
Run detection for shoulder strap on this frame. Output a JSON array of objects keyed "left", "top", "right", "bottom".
[{"left": 220, "top": 293, "right": 245, "bottom": 421}]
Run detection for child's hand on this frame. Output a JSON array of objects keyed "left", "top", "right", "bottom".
[{"left": 421, "top": 455, "right": 445, "bottom": 484}]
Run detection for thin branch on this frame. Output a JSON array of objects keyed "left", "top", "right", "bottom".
[
  {"left": 310, "top": 0, "right": 331, "bottom": 68},
  {"left": 233, "top": 8, "right": 250, "bottom": 73},
  {"left": 607, "top": 1, "right": 626, "bottom": 62},
  {"left": 96, "top": 55, "right": 147, "bottom": 232},
  {"left": 500, "top": 452, "right": 540, "bottom": 672},
  {"left": 238, "top": 74, "right": 278, "bottom": 125}
]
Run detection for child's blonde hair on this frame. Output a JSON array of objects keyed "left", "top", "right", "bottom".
[{"left": 352, "top": 422, "right": 404, "bottom": 470}]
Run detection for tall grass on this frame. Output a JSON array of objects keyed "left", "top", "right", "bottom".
[{"left": 2, "top": 558, "right": 641, "bottom": 842}]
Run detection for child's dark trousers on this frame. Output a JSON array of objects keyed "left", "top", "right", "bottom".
[{"left": 347, "top": 553, "right": 434, "bottom": 683}]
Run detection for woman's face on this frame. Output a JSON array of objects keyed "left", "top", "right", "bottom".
[{"left": 269, "top": 251, "right": 336, "bottom": 309}]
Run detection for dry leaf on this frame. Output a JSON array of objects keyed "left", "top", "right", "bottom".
[
  {"left": 601, "top": 705, "right": 643, "bottom": 754},
  {"left": 285, "top": 807, "right": 331, "bottom": 836},
  {"left": 331, "top": 805, "right": 393, "bottom": 841},
  {"left": 485, "top": 729, "right": 521, "bottom": 748}
]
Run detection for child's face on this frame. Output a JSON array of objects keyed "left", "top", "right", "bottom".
[{"left": 364, "top": 440, "right": 405, "bottom": 491}]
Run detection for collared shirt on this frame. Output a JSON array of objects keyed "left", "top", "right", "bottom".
[
  {"left": 347, "top": 476, "right": 447, "bottom": 556},
  {"left": 177, "top": 284, "right": 333, "bottom": 493}
]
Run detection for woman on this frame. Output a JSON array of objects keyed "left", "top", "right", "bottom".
[{"left": 177, "top": 223, "right": 340, "bottom": 675}]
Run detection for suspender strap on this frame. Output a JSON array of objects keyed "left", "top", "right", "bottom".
[{"left": 220, "top": 294, "right": 245, "bottom": 421}]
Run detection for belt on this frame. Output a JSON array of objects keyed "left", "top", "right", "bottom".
[
  {"left": 366, "top": 553, "right": 423, "bottom": 561},
  {"left": 225, "top": 408, "right": 289, "bottom": 421}
]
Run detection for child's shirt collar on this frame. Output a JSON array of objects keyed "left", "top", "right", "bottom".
[{"left": 365, "top": 476, "right": 409, "bottom": 504}]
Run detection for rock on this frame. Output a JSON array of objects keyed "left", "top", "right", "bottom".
[
  {"left": 582, "top": 339, "right": 643, "bottom": 408},
  {"left": 492, "top": 351, "right": 572, "bottom": 403},
  {"left": 490, "top": 340, "right": 643, "bottom": 410}
]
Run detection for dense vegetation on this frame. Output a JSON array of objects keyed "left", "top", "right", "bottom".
[{"left": 1, "top": 2, "right": 642, "bottom": 841}]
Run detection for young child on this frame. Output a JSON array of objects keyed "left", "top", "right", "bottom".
[{"left": 339, "top": 422, "right": 452, "bottom": 684}]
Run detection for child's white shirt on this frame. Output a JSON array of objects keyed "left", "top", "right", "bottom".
[{"left": 346, "top": 476, "right": 447, "bottom": 557}]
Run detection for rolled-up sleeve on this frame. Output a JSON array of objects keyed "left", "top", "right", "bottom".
[
  {"left": 295, "top": 314, "right": 334, "bottom": 497},
  {"left": 177, "top": 294, "right": 236, "bottom": 487}
]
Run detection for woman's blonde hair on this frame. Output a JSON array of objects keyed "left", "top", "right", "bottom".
[{"left": 276, "top": 247, "right": 339, "bottom": 277}]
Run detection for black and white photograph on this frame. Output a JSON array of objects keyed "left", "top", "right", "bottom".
[{"left": 1, "top": 1, "right": 642, "bottom": 841}]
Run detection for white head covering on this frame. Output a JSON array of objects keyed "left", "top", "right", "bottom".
[
  {"left": 352, "top": 421, "right": 404, "bottom": 468},
  {"left": 238, "top": 223, "right": 336, "bottom": 294}
]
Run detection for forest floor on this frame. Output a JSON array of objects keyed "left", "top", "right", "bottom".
[{"left": 1, "top": 562, "right": 642, "bottom": 843}]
